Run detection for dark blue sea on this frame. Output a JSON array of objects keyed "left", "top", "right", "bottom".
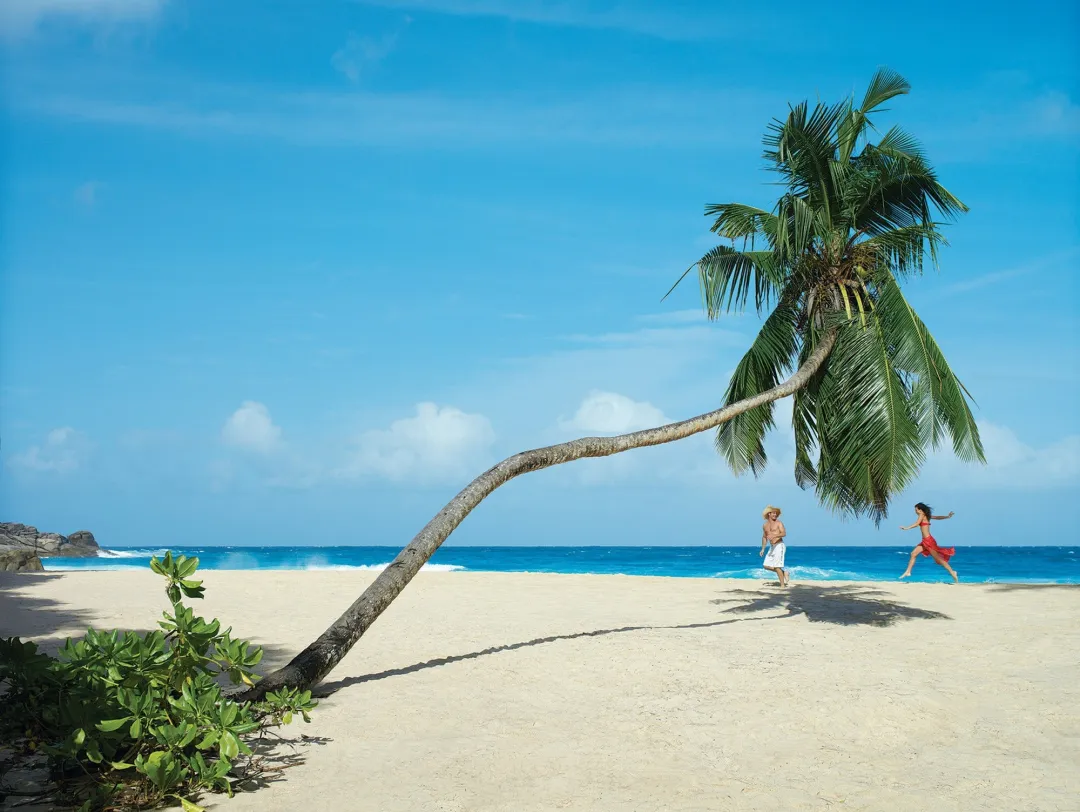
[{"left": 43, "top": 545, "right": 1080, "bottom": 584}]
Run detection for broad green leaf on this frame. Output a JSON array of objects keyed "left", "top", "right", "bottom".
[
  {"left": 219, "top": 732, "right": 239, "bottom": 761},
  {"left": 85, "top": 740, "right": 103, "bottom": 764},
  {"left": 95, "top": 717, "right": 131, "bottom": 733}
]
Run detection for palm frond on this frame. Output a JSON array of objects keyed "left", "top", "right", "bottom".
[
  {"left": 860, "top": 67, "right": 911, "bottom": 115},
  {"left": 875, "top": 125, "right": 926, "bottom": 161},
  {"left": 790, "top": 329, "right": 830, "bottom": 488},
  {"left": 810, "top": 313, "right": 925, "bottom": 522},
  {"left": 667, "top": 67, "right": 982, "bottom": 524},
  {"left": 864, "top": 225, "right": 948, "bottom": 279},
  {"left": 847, "top": 148, "right": 968, "bottom": 240},
  {"left": 704, "top": 203, "right": 779, "bottom": 246},
  {"left": 715, "top": 299, "right": 801, "bottom": 475},
  {"left": 836, "top": 101, "right": 866, "bottom": 164},
  {"left": 764, "top": 100, "right": 846, "bottom": 220},
  {"left": 696, "top": 245, "right": 784, "bottom": 317},
  {"left": 875, "top": 273, "right": 985, "bottom": 462}
]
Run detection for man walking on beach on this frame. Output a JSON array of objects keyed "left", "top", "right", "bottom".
[{"left": 760, "top": 506, "right": 788, "bottom": 586}]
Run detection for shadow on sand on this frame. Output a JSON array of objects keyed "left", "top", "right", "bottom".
[
  {"left": 0, "top": 572, "right": 298, "bottom": 668},
  {"left": 0, "top": 572, "right": 100, "bottom": 646},
  {"left": 316, "top": 583, "right": 948, "bottom": 696},
  {"left": 984, "top": 583, "right": 1080, "bottom": 593},
  {"left": 711, "top": 583, "right": 952, "bottom": 627}
]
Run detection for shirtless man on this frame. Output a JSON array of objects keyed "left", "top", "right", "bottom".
[{"left": 760, "top": 505, "right": 788, "bottom": 586}]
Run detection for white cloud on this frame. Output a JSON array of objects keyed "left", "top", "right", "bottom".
[
  {"left": 0, "top": 0, "right": 165, "bottom": 39},
  {"left": 7, "top": 427, "right": 91, "bottom": 473},
  {"left": 340, "top": 402, "right": 495, "bottom": 482},
  {"left": 922, "top": 421, "right": 1080, "bottom": 491},
  {"left": 331, "top": 27, "right": 405, "bottom": 83},
  {"left": 221, "top": 401, "right": 283, "bottom": 455},
  {"left": 562, "top": 390, "right": 669, "bottom": 435}
]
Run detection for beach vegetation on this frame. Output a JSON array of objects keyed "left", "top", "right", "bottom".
[{"left": 0, "top": 553, "right": 316, "bottom": 810}]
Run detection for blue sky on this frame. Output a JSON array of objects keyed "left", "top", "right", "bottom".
[{"left": 1, "top": 0, "right": 1078, "bottom": 549}]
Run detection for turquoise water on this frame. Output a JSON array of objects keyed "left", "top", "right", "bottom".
[{"left": 43, "top": 545, "right": 1080, "bottom": 584}]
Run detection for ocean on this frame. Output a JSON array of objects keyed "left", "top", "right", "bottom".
[{"left": 41, "top": 545, "right": 1080, "bottom": 584}]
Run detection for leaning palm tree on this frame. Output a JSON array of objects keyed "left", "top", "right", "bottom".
[{"left": 242, "top": 68, "right": 983, "bottom": 698}]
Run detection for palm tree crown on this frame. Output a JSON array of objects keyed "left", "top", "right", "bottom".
[{"left": 670, "top": 68, "right": 985, "bottom": 522}]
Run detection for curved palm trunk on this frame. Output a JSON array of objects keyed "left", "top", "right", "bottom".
[{"left": 242, "top": 330, "right": 837, "bottom": 699}]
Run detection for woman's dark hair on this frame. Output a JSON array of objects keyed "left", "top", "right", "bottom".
[{"left": 915, "top": 502, "right": 933, "bottom": 518}]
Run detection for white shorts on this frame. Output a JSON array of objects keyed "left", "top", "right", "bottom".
[{"left": 764, "top": 542, "right": 786, "bottom": 569}]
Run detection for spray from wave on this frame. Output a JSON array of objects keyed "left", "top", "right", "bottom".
[
  {"left": 301, "top": 561, "right": 465, "bottom": 572},
  {"left": 712, "top": 566, "right": 872, "bottom": 581}
]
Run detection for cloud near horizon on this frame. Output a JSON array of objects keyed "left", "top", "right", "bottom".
[
  {"left": 221, "top": 401, "right": 283, "bottom": 455},
  {"left": 339, "top": 402, "right": 496, "bottom": 483},
  {"left": 6, "top": 427, "right": 92, "bottom": 474},
  {"left": 561, "top": 390, "right": 670, "bottom": 435},
  {"left": 921, "top": 421, "right": 1080, "bottom": 491}
]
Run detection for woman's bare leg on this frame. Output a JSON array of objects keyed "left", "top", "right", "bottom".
[
  {"left": 900, "top": 545, "right": 923, "bottom": 579},
  {"left": 928, "top": 549, "right": 959, "bottom": 583}
]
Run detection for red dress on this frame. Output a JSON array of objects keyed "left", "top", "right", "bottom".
[{"left": 918, "top": 522, "right": 955, "bottom": 562}]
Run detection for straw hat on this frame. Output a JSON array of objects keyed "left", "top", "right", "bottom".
[{"left": 762, "top": 505, "right": 782, "bottom": 519}]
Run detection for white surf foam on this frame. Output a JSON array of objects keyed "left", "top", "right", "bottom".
[
  {"left": 712, "top": 566, "right": 871, "bottom": 581},
  {"left": 301, "top": 561, "right": 465, "bottom": 572}
]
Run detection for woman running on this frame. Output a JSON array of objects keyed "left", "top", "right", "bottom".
[{"left": 899, "top": 502, "right": 959, "bottom": 583}]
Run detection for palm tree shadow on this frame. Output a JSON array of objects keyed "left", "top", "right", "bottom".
[
  {"left": 713, "top": 584, "right": 952, "bottom": 627},
  {"left": 311, "top": 584, "right": 949, "bottom": 698},
  {"left": 0, "top": 573, "right": 101, "bottom": 647},
  {"left": 315, "top": 613, "right": 784, "bottom": 697},
  {"left": 985, "top": 583, "right": 1080, "bottom": 593}
]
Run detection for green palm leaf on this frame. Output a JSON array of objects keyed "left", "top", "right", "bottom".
[
  {"left": 662, "top": 68, "right": 984, "bottom": 523},
  {"left": 715, "top": 298, "right": 801, "bottom": 475},
  {"left": 875, "top": 273, "right": 985, "bottom": 462},
  {"left": 693, "top": 245, "right": 783, "bottom": 317},
  {"left": 813, "top": 314, "right": 924, "bottom": 520},
  {"left": 860, "top": 67, "right": 911, "bottom": 114}
]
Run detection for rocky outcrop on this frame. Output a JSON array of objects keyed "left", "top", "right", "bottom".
[
  {"left": 0, "top": 523, "right": 100, "bottom": 558},
  {"left": 0, "top": 549, "right": 44, "bottom": 572}
]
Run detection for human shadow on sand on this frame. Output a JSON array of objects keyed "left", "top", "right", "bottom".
[
  {"left": 317, "top": 584, "right": 948, "bottom": 696},
  {"left": 711, "top": 584, "right": 952, "bottom": 627}
]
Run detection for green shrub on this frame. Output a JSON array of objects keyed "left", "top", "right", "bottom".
[{"left": 0, "top": 552, "right": 317, "bottom": 811}]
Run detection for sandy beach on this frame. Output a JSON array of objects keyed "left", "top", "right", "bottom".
[{"left": 2, "top": 570, "right": 1077, "bottom": 811}]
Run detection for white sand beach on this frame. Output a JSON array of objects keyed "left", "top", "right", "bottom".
[{"left": 2, "top": 570, "right": 1077, "bottom": 811}]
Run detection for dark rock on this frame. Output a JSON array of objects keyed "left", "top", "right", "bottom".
[
  {"left": 0, "top": 523, "right": 100, "bottom": 558},
  {"left": 57, "top": 530, "right": 99, "bottom": 557},
  {"left": 0, "top": 550, "right": 44, "bottom": 572}
]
